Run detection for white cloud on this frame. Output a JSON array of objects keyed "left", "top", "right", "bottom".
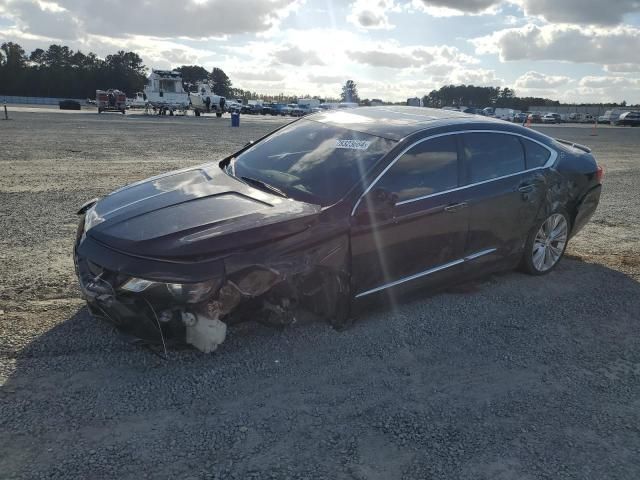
[
  {"left": 579, "top": 76, "right": 640, "bottom": 88},
  {"left": 410, "top": 0, "right": 640, "bottom": 25},
  {"left": 347, "top": 0, "right": 398, "bottom": 30},
  {"left": 230, "top": 69, "right": 286, "bottom": 82},
  {"left": 348, "top": 44, "right": 477, "bottom": 68},
  {"left": 2, "top": 0, "right": 640, "bottom": 103},
  {"left": 604, "top": 63, "right": 640, "bottom": 73},
  {"left": 3, "top": 0, "right": 79, "bottom": 39},
  {"left": 473, "top": 24, "right": 640, "bottom": 66},
  {"left": 516, "top": 0, "right": 640, "bottom": 26},
  {"left": 273, "top": 45, "right": 324, "bottom": 66},
  {"left": 446, "top": 67, "right": 502, "bottom": 86},
  {"left": 410, "top": 0, "right": 501, "bottom": 17},
  {"left": 0, "top": 0, "right": 302, "bottom": 39},
  {"left": 515, "top": 71, "right": 571, "bottom": 89},
  {"left": 307, "top": 74, "right": 345, "bottom": 84}
]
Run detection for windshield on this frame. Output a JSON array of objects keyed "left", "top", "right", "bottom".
[{"left": 228, "top": 119, "right": 395, "bottom": 206}]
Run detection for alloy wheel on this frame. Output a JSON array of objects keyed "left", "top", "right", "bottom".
[{"left": 532, "top": 213, "right": 568, "bottom": 272}]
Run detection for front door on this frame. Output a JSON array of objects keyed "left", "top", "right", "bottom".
[{"left": 350, "top": 134, "right": 469, "bottom": 298}]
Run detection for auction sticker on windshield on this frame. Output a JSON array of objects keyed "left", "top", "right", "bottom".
[{"left": 335, "top": 139, "right": 372, "bottom": 150}]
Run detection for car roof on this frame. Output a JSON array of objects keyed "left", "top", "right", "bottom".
[{"left": 305, "top": 106, "right": 507, "bottom": 141}]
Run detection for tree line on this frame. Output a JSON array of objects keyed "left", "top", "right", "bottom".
[
  {"left": 2, "top": 41, "right": 633, "bottom": 108},
  {"left": 0, "top": 42, "right": 147, "bottom": 98},
  {"left": 419, "top": 84, "right": 561, "bottom": 111},
  {"left": 0, "top": 42, "right": 239, "bottom": 100}
]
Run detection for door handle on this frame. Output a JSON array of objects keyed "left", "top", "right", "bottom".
[
  {"left": 444, "top": 202, "right": 468, "bottom": 212},
  {"left": 518, "top": 184, "right": 535, "bottom": 193}
]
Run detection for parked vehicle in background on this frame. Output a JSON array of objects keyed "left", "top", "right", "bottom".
[
  {"left": 568, "top": 113, "right": 595, "bottom": 124},
  {"left": 528, "top": 112, "right": 542, "bottom": 123},
  {"left": 614, "top": 111, "right": 640, "bottom": 126},
  {"left": 542, "top": 113, "right": 562, "bottom": 124},
  {"left": 126, "top": 92, "right": 147, "bottom": 109},
  {"left": 189, "top": 82, "right": 225, "bottom": 117},
  {"left": 261, "top": 104, "right": 273, "bottom": 115},
  {"left": 297, "top": 98, "right": 320, "bottom": 110},
  {"left": 144, "top": 70, "right": 190, "bottom": 114},
  {"left": 513, "top": 112, "right": 528, "bottom": 124},
  {"left": 494, "top": 108, "right": 519, "bottom": 121},
  {"left": 598, "top": 109, "right": 623, "bottom": 124},
  {"left": 73, "top": 106, "right": 603, "bottom": 353},
  {"left": 225, "top": 101, "right": 243, "bottom": 114},
  {"left": 59, "top": 99, "right": 81, "bottom": 110},
  {"left": 289, "top": 104, "right": 306, "bottom": 117},
  {"left": 96, "top": 89, "right": 126, "bottom": 114},
  {"left": 270, "top": 103, "right": 291, "bottom": 116},
  {"left": 441, "top": 106, "right": 476, "bottom": 114}
]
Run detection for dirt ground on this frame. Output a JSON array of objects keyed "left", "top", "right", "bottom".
[{"left": 1, "top": 108, "right": 639, "bottom": 479}]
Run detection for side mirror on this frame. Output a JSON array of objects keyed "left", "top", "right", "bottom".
[{"left": 355, "top": 187, "right": 398, "bottom": 224}]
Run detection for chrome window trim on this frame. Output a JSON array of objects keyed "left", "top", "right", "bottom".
[
  {"left": 351, "top": 130, "right": 558, "bottom": 215},
  {"left": 354, "top": 248, "right": 497, "bottom": 298}
]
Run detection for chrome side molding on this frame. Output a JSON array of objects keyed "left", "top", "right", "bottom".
[{"left": 355, "top": 248, "right": 497, "bottom": 298}]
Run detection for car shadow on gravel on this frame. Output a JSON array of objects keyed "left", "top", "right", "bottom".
[{"left": 2, "top": 258, "right": 640, "bottom": 479}]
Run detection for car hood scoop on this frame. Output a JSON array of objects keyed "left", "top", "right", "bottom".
[{"left": 88, "top": 165, "right": 320, "bottom": 261}]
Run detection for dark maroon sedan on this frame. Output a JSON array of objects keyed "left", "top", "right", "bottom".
[{"left": 74, "top": 107, "right": 603, "bottom": 352}]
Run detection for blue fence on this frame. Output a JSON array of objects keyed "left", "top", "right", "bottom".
[{"left": 0, "top": 95, "right": 88, "bottom": 105}]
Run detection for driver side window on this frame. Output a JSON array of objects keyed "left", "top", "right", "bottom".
[{"left": 377, "top": 135, "right": 460, "bottom": 203}]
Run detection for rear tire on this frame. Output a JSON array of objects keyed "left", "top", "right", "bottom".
[{"left": 520, "top": 211, "right": 570, "bottom": 275}]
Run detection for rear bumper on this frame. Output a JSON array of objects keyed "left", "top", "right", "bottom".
[{"left": 571, "top": 184, "right": 602, "bottom": 238}]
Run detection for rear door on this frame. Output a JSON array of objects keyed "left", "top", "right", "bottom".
[
  {"left": 350, "top": 134, "right": 469, "bottom": 297},
  {"left": 459, "top": 132, "right": 552, "bottom": 264}
]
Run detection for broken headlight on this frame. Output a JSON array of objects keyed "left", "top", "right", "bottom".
[
  {"left": 121, "top": 277, "right": 155, "bottom": 293},
  {"left": 120, "top": 277, "right": 219, "bottom": 303},
  {"left": 84, "top": 204, "right": 105, "bottom": 232},
  {"left": 166, "top": 280, "right": 219, "bottom": 303}
]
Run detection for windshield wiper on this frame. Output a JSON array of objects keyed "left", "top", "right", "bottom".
[{"left": 240, "top": 176, "right": 288, "bottom": 198}]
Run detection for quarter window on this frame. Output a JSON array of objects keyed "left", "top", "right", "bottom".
[
  {"left": 522, "top": 138, "right": 551, "bottom": 169},
  {"left": 463, "top": 133, "right": 525, "bottom": 183},
  {"left": 377, "top": 136, "right": 459, "bottom": 202}
]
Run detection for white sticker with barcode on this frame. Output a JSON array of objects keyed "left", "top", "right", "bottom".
[{"left": 335, "top": 139, "right": 371, "bottom": 150}]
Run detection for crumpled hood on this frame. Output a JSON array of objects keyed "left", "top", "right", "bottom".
[{"left": 86, "top": 163, "right": 321, "bottom": 261}]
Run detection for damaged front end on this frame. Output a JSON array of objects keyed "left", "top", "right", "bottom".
[{"left": 74, "top": 202, "right": 351, "bottom": 353}]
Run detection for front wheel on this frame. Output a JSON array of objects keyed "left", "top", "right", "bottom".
[{"left": 521, "top": 211, "right": 570, "bottom": 275}]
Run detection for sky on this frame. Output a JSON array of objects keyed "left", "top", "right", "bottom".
[{"left": 1, "top": 0, "right": 640, "bottom": 103}]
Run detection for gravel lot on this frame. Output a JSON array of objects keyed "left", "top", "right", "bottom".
[{"left": 1, "top": 108, "right": 639, "bottom": 479}]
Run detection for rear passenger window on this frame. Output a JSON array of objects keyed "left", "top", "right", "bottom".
[
  {"left": 463, "top": 133, "right": 525, "bottom": 183},
  {"left": 522, "top": 139, "right": 551, "bottom": 169},
  {"left": 377, "top": 136, "right": 458, "bottom": 202}
]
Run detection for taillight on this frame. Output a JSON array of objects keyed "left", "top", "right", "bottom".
[{"left": 596, "top": 164, "right": 604, "bottom": 183}]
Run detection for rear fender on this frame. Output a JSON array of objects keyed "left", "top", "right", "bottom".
[{"left": 571, "top": 185, "right": 602, "bottom": 238}]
